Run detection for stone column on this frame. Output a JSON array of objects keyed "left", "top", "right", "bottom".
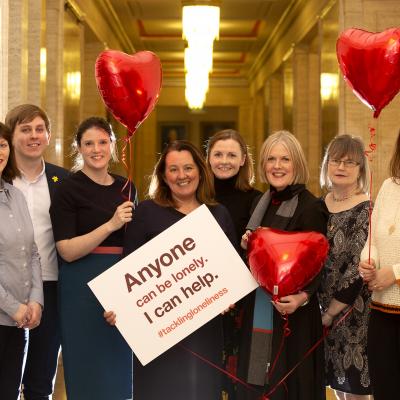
[
  {"left": 307, "top": 52, "right": 322, "bottom": 195},
  {"left": 27, "top": 0, "right": 41, "bottom": 105},
  {"left": 293, "top": 45, "right": 309, "bottom": 151},
  {"left": 45, "top": 0, "right": 64, "bottom": 165},
  {"left": 253, "top": 88, "right": 265, "bottom": 164},
  {"left": 0, "top": 0, "right": 9, "bottom": 119},
  {"left": 82, "top": 40, "right": 106, "bottom": 120},
  {"left": 268, "top": 71, "right": 284, "bottom": 133},
  {"left": 7, "top": 0, "right": 28, "bottom": 109}
]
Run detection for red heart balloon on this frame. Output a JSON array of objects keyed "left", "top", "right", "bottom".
[
  {"left": 337, "top": 28, "right": 400, "bottom": 118},
  {"left": 95, "top": 50, "right": 162, "bottom": 135},
  {"left": 247, "top": 228, "right": 329, "bottom": 301}
]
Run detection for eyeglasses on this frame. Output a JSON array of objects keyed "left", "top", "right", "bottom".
[{"left": 328, "top": 159, "right": 359, "bottom": 168}]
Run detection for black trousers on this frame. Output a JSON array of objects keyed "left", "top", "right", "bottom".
[
  {"left": 0, "top": 325, "right": 28, "bottom": 400},
  {"left": 367, "top": 308, "right": 400, "bottom": 400},
  {"left": 22, "top": 282, "right": 61, "bottom": 400}
]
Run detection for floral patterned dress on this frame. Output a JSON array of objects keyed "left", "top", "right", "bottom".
[{"left": 318, "top": 201, "right": 372, "bottom": 395}]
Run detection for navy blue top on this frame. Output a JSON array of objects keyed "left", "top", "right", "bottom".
[
  {"left": 124, "top": 199, "right": 237, "bottom": 254},
  {"left": 50, "top": 170, "right": 137, "bottom": 247}
]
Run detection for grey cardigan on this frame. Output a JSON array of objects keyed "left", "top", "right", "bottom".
[{"left": 0, "top": 180, "right": 43, "bottom": 326}]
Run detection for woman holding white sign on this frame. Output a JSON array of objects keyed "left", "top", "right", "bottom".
[
  {"left": 49, "top": 117, "right": 136, "bottom": 400},
  {"left": 122, "top": 140, "right": 237, "bottom": 400},
  {"left": 239, "top": 130, "right": 328, "bottom": 400}
]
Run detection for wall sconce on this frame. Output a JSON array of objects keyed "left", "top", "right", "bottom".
[
  {"left": 320, "top": 73, "right": 339, "bottom": 101},
  {"left": 40, "top": 48, "right": 46, "bottom": 83},
  {"left": 65, "top": 71, "right": 81, "bottom": 101}
]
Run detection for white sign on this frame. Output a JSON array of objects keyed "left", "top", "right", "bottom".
[{"left": 88, "top": 205, "right": 258, "bottom": 365}]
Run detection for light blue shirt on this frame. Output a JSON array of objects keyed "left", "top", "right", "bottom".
[{"left": 0, "top": 180, "right": 43, "bottom": 326}]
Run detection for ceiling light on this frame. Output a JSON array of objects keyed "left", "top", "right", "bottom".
[{"left": 182, "top": 1, "right": 220, "bottom": 109}]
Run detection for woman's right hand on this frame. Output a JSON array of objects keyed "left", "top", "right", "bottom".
[
  {"left": 12, "top": 304, "right": 31, "bottom": 328},
  {"left": 241, "top": 230, "right": 251, "bottom": 250},
  {"left": 358, "top": 258, "right": 376, "bottom": 282},
  {"left": 107, "top": 201, "right": 134, "bottom": 232},
  {"left": 104, "top": 310, "right": 117, "bottom": 326}
]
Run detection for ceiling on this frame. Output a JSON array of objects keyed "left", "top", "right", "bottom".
[{"left": 105, "top": 0, "right": 293, "bottom": 86}]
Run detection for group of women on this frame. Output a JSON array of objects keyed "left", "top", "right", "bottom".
[{"left": 1, "top": 111, "right": 399, "bottom": 400}]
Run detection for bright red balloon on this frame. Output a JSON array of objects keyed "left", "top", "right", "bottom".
[
  {"left": 337, "top": 28, "right": 400, "bottom": 118},
  {"left": 95, "top": 50, "right": 162, "bottom": 135},
  {"left": 247, "top": 228, "right": 329, "bottom": 301}
]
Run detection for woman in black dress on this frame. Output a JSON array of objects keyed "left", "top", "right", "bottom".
[
  {"left": 50, "top": 117, "right": 135, "bottom": 400},
  {"left": 239, "top": 130, "right": 328, "bottom": 400},
  {"left": 122, "top": 140, "right": 236, "bottom": 399},
  {"left": 318, "top": 135, "right": 371, "bottom": 400},
  {"left": 206, "top": 129, "right": 261, "bottom": 399}
]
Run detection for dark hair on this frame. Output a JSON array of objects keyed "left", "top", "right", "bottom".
[
  {"left": 0, "top": 122, "right": 20, "bottom": 183},
  {"left": 149, "top": 140, "right": 217, "bottom": 207},
  {"left": 71, "top": 116, "right": 117, "bottom": 171},
  {"left": 320, "top": 134, "right": 369, "bottom": 192},
  {"left": 5, "top": 104, "right": 51, "bottom": 134},
  {"left": 390, "top": 129, "right": 400, "bottom": 183},
  {"left": 206, "top": 129, "right": 255, "bottom": 191}
]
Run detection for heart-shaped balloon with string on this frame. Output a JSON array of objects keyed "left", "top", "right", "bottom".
[
  {"left": 337, "top": 28, "right": 400, "bottom": 118},
  {"left": 247, "top": 228, "right": 329, "bottom": 301},
  {"left": 95, "top": 50, "right": 162, "bottom": 136}
]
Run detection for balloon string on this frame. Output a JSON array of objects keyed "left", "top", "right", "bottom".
[
  {"left": 121, "top": 134, "right": 137, "bottom": 205},
  {"left": 120, "top": 133, "right": 136, "bottom": 233},
  {"left": 179, "top": 344, "right": 265, "bottom": 399},
  {"left": 262, "top": 305, "right": 355, "bottom": 399},
  {"left": 368, "top": 170, "right": 373, "bottom": 264},
  {"left": 267, "top": 314, "right": 291, "bottom": 380},
  {"left": 180, "top": 304, "right": 354, "bottom": 400},
  {"left": 365, "top": 123, "right": 377, "bottom": 264}
]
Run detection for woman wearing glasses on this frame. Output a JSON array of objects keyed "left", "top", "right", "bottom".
[{"left": 319, "top": 135, "right": 372, "bottom": 400}]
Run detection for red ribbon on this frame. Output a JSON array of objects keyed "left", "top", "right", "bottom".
[
  {"left": 262, "top": 305, "right": 355, "bottom": 399},
  {"left": 121, "top": 136, "right": 134, "bottom": 202},
  {"left": 180, "top": 304, "right": 355, "bottom": 400},
  {"left": 364, "top": 123, "right": 377, "bottom": 264}
]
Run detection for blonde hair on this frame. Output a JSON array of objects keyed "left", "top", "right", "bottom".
[
  {"left": 258, "top": 130, "right": 309, "bottom": 184},
  {"left": 320, "top": 134, "right": 370, "bottom": 193}
]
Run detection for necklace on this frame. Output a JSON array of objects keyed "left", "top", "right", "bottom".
[{"left": 332, "top": 193, "right": 354, "bottom": 202}]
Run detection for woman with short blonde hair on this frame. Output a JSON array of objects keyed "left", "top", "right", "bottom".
[
  {"left": 258, "top": 130, "right": 309, "bottom": 185},
  {"left": 238, "top": 130, "right": 327, "bottom": 400}
]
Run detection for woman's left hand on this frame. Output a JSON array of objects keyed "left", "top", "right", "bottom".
[
  {"left": 221, "top": 304, "right": 235, "bottom": 315},
  {"left": 368, "top": 267, "right": 396, "bottom": 291},
  {"left": 104, "top": 310, "right": 117, "bottom": 326},
  {"left": 25, "top": 302, "right": 42, "bottom": 329},
  {"left": 273, "top": 292, "right": 308, "bottom": 315}
]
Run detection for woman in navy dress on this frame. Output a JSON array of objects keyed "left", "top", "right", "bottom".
[
  {"left": 50, "top": 117, "right": 136, "bottom": 400},
  {"left": 108, "top": 140, "right": 236, "bottom": 399},
  {"left": 206, "top": 129, "right": 261, "bottom": 399}
]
